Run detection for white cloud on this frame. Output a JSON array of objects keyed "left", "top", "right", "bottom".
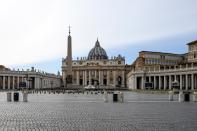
[{"left": 0, "top": 0, "right": 197, "bottom": 66}]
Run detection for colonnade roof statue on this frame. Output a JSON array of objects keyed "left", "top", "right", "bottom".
[{"left": 87, "top": 38, "right": 108, "bottom": 60}]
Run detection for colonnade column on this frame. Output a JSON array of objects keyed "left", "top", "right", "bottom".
[
  {"left": 154, "top": 76, "right": 156, "bottom": 89},
  {"left": 164, "top": 76, "right": 166, "bottom": 90},
  {"left": 191, "top": 73, "right": 194, "bottom": 90},
  {"left": 3, "top": 76, "right": 5, "bottom": 89},
  {"left": 8, "top": 76, "right": 10, "bottom": 89},
  {"left": 159, "top": 76, "right": 161, "bottom": 90},
  {"left": 180, "top": 75, "right": 182, "bottom": 90},
  {"left": 195, "top": 74, "right": 197, "bottom": 89},
  {"left": 17, "top": 76, "right": 19, "bottom": 88},
  {"left": 169, "top": 75, "right": 172, "bottom": 90},
  {"left": 186, "top": 74, "right": 188, "bottom": 90}
]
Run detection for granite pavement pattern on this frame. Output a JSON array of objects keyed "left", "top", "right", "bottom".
[{"left": 0, "top": 92, "right": 196, "bottom": 131}]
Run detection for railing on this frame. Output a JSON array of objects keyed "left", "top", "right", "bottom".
[{"left": 131, "top": 66, "right": 197, "bottom": 74}]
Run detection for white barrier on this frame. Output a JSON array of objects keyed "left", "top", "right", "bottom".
[
  {"left": 103, "top": 91, "right": 108, "bottom": 102},
  {"left": 179, "top": 91, "right": 184, "bottom": 102},
  {"left": 7, "top": 92, "right": 12, "bottom": 102},
  {"left": 169, "top": 91, "right": 174, "bottom": 101},
  {"left": 23, "top": 92, "right": 28, "bottom": 102}
]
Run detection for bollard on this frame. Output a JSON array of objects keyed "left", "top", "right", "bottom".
[
  {"left": 103, "top": 91, "right": 108, "bottom": 102},
  {"left": 13, "top": 92, "right": 19, "bottom": 102},
  {"left": 169, "top": 91, "right": 174, "bottom": 101},
  {"left": 184, "top": 92, "right": 190, "bottom": 102},
  {"left": 7, "top": 92, "right": 12, "bottom": 102},
  {"left": 179, "top": 91, "right": 184, "bottom": 102},
  {"left": 23, "top": 92, "right": 28, "bottom": 102},
  {"left": 113, "top": 93, "right": 118, "bottom": 102}
]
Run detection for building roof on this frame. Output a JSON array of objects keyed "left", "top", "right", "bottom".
[
  {"left": 187, "top": 40, "right": 197, "bottom": 45},
  {"left": 139, "top": 51, "right": 185, "bottom": 56}
]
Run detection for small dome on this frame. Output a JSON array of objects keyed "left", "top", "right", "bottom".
[{"left": 88, "top": 39, "right": 108, "bottom": 60}]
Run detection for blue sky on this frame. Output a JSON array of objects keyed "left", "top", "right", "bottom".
[{"left": 0, "top": 0, "right": 197, "bottom": 74}]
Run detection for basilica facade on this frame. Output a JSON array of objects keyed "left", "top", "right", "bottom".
[{"left": 62, "top": 30, "right": 131, "bottom": 89}]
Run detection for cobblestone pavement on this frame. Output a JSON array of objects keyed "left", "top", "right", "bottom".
[{"left": 0, "top": 92, "right": 196, "bottom": 131}]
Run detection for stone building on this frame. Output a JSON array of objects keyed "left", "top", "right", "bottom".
[
  {"left": 62, "top": 29, "right": 131, "bottom": 89},
  {"left": 0, "top": 66, "right": 61, "bottom": 90},
  {"left": 127, "top": 40, "right": 197, "bottom": 90}
]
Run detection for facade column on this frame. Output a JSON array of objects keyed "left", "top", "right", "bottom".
[
  {"left": 89, "top": 71, "right": 91, "bottom": 85},
  {"left": 3, "top": 76, "right": 5, "bottom": 89},
  {"left": 83, "top": 71, "right": 85, "bottom": 86},
  {"left": 122, "top": 71, "right": 125, "bottom": 87},
  {"left": 17, "top": 76, "right": 19, "bottom": 88},
  {"left": 134, "top": 76, "right": 137, "bottom": 89},
  {"left": 99, "top": 71, "right": 101, "bottom": 85},
  {"left": 8, "top": 76, "right": 10, "bottom": 89},
  {"left": 141, "top": 76, "right": 144, "bottom": 89},
  {"left": 113, "top": 71, "right": 116, "bottom": 87},
  {"left": 164, "top": 76, "right": 166, "bottom": 90},
  {"left": 191, "top": 73, "right": 194, "bottom": 90},
  {"left": 84, "top": 71, "right": 87, "bottom": 86},
  {"left": 149, "top": 76, "right": 151, "bottom": 83},
  {"left": 180, "top": 74, "right": 182, "bottom": 90},
  {"left": 12, "top": 76, "right": 15, "bottom": 89},
  {"left": 107, "top": 71, "right": 110, "bottom": 86},
  {"left": 76, "top": 71, "right": 79, "bottom": 85},
  {"left": 159, "top": 76, "right": 161, "bottom": 90},
  {"left": 186, "top": 74, "right": 188, "bottom": 90},
  {"left": 169, "top": 75, "right": 172, "bottom": 90},
  {"left": 95, "top": 70, "right": 97, "bottom": 79},
  {"left": 154, "top": 76, "right": 156, "bottom": 89},
  {"left": 195, "top": 74, "right": 197, "bottom": 89},
  {"left": 100, "top": 71, "right": 103, "bottom": 85}
]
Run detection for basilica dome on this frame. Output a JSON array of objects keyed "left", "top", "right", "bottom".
[{"left": 88, "top": 39, "right": 108, "bottom": 60}]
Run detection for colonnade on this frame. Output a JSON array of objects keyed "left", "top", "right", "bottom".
[
  {"left": 73, "top": 70, "right": 125, "bottom": 87},
  {"left": 0, "top": 75, "right": 61, "bottom": 90},
  {"left": 133, "top": 73, "right": 197, "bottom": 90},
  {"left": 0, "top": 75, "right": 25, "bottom": 89}
]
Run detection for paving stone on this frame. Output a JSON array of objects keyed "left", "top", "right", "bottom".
[{"left": 0, "top": 92, "right": 196, "bottom": 130}]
